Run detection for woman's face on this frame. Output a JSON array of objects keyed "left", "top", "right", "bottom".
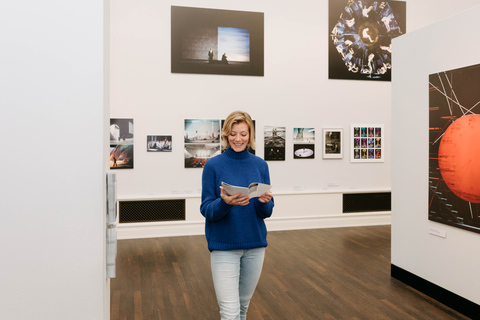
[{"left": 228, "top": 121, "right": 250, "bottom": 152}]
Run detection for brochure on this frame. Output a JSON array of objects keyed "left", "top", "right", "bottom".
[{"left": 221, "top": 181, "right": 271, "bottom": 199}]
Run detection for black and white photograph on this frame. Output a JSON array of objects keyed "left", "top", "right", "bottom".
[
  {"left": 429, "top": 64, "right": 480, "bottom": 233},
  {"left": 323, "top": 128, "right": 343, "bottom": 159},
  {"left": 351, "top": 124, "right": 384, "bottom": 162},
  {"left": 147, "top": 135, "right": 172, "bottom": 152},
  {"left": 329, "top": 0, "right": 406, "bottom": 81},
  {"left": 171, "top": 6, "right": 264, "bottom": 76},
  {"left": 264, "top": 126, "right": 285, "bottom": 161},
  {"left": 110, "top": 118, "right": 134, "bottom": 144}
]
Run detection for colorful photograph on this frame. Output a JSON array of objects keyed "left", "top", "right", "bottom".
[
  {"left": 329, "top": 0, "right": 406, "bottom": 81},
  {"left": 429, "top": 64, "right": 480, "bottom": 233}
]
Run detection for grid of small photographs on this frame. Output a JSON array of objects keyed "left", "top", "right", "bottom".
[
  {"left": 184, "top": 119, "right": 221, "bottom": 168},
  {"left": 264, "top": 126, "right": 285, "bottom": 161},
  {"left": 110, "top": 118, "right": 134, "bottom": 169},
  {"left": 147, "top": 135, "right": 172, "bottom": 152},
  {"left": 293, "top": 127, "right": 315, "bottom": 159},
  {"left": 351, "top": 124, "right": 384, "bottom": 162}
]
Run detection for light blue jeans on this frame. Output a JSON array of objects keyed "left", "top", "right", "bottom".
[{"left": 210, "top": 247, "right": 266, "bottom": 320}]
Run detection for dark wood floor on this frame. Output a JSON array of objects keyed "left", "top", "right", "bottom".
[{"left": 111, "top": 225, "right": 470, "bottom": 319}]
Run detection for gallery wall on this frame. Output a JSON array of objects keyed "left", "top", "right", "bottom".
[
  {"left": 392, "top": 4, "right": 480, "bottom": 306},
  {"left": 110, "top": 0, "right": 395, "bottom": 198}
]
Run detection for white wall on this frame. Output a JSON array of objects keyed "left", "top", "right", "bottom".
[
  {"left": 392, "top": 4, "right": 480, "bottom": 305},
  {"left": 0, "top": 1, "right": 109, "bottom": 319}
]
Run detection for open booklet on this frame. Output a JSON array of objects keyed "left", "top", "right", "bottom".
[{"left": 221, "top": 181, "right": 271, "bottom": 199}]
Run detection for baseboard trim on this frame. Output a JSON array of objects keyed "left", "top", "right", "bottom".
[{"left": 391, "top": 264, "right": 480, "bottom": 319}]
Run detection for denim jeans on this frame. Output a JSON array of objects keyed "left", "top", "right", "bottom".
[{"left": 210, "top": 247, "right": 266, "bottom": 320}]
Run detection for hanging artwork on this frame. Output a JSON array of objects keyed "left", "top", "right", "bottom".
[
  {"left": 323, "top": 128, "right": 343, "bottom": 159},
  {"left": 110, "top": 118, "right": 134, "bottom": 169},
  {"left": 329, "top": 0, "right": 406, "bottom": 81},
  {"left": 350, "top": 124, "right": 384, "bottom": 162},
  {"left": 184, "top": 119, "right": 221, "bottom": 168},
  {"left": 171, "top": 6, "right": 264, "bottom": 76},
  {"left": 264, "top": 126, "right": 285, "bottom": 161},
  {"left": 429, "top": 64, "right": 480, "bottom": 234},
  {"left": 293, "top": 128, "right": 315, "bottom": 159},
  {"left": 147, "top": 135, "right": 172, "bottom": 152}
]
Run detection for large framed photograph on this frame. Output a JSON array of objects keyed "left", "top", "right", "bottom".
[
  {"left": 429, "top": 64, "right": 480, "bottom": 234},
  {"left": 323, "top": 128, "right": 343, "bottom": 159},
  {"left": 171, "top": 6, "right": 264, "bottom": 76},
  {"left": 350, "top": 124, "right": 384, "bottom": 162}
]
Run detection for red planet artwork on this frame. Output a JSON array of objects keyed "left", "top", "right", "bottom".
[{"left": 429, "top": 64, "right": 480, "bottom": 233}]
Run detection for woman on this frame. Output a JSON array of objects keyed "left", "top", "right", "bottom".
[{"left": 200, "top": 111, "right": 274, "bottom": 320}]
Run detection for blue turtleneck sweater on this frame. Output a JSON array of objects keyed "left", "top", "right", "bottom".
[{"left": 200, "top": 148, "right": 274, "bottom": 252}]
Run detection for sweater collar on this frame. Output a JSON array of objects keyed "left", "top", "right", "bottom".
[{"left": 224, "top": 147, "right": 250, "bottom": 160}]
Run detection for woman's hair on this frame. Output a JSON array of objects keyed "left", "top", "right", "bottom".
[{"left": 222, "top": 111, "right": 256, "bottom": 150}]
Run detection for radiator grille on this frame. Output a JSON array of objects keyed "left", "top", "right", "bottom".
[
  {"left": 119, "top": 199, "right": 186, "bottom": 223},
  {"left": 343, "top": 192, "right": 391, "bottom": 213}
]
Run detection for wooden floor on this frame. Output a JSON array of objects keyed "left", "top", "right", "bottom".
[{"left": 111, "top": 225, "right": 470, "bottom": 319}]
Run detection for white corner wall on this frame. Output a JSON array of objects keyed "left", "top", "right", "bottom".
[
  {"left": 0, "top": 1, "right": 110, "bottom": 319},
  {"left": 392, "top": 4, "right": 480, "bottom": 305}
]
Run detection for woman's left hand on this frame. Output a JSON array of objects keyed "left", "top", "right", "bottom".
[{"left": 258, "top": 191, "right": 273, "bottom": 203}]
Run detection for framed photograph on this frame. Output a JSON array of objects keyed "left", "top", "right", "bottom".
[
  {"left": 328, "top": 0, "right": 406, "bottom": 81},
  {"left": 429, "top": 64, "right": 480, "bottom": 234},
  {"left": 350, "top": 124, "right": 384, "bottom": 162},
  {"left": 171, "top": 6, "right": 264, "bottom": 76},
  {"left": 322, "top": 128, "right": 343, "bottom": 159}
]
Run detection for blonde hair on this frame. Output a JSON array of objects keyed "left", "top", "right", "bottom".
[{"left": 222, "top": 111, "right": 256, "bottom": 150}]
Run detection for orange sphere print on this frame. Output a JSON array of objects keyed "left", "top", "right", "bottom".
[{"left": 438, "top": 115, "right": 480, "bottom": 203}]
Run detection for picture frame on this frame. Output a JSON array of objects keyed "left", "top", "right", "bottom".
[
  {"left": 322, "top": 128, "right": 343, "bottom": 159},
  {"left": 350, "top": 124, "right": 384, "bottom": 162}
]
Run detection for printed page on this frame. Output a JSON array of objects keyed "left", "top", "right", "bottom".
[{"left": 221, "top": 182, "right": 249, "bottom": 197}]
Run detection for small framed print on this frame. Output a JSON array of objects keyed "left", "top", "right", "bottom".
[
  {"left": 323, "top": 128, "right": 343, "bottom": 159},
  {"left": 350, "top": 124, "right": 384, "bottom": 162}
]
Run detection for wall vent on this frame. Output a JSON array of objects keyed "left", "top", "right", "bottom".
[
  {"left": 118, "top": 199, "right": 185, "bottom": 223},
  {"left": 343, "top": 192, "right": 391, "bottom": 213}
]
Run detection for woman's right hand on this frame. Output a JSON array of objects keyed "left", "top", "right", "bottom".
[{"left": 220, "top": 186, "right": 250, "bottom": 206}]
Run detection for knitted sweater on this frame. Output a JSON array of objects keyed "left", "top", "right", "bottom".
[{"left": 200, "top": 148, "right": 274, "bottom": 252}]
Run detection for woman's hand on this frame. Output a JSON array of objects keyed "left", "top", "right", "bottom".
[
  {"left": 220, "top": 186, "right": 250, "bottom": 206},
  {"left": 258, "top": 191, "right": 273, "bottom": 203}
]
